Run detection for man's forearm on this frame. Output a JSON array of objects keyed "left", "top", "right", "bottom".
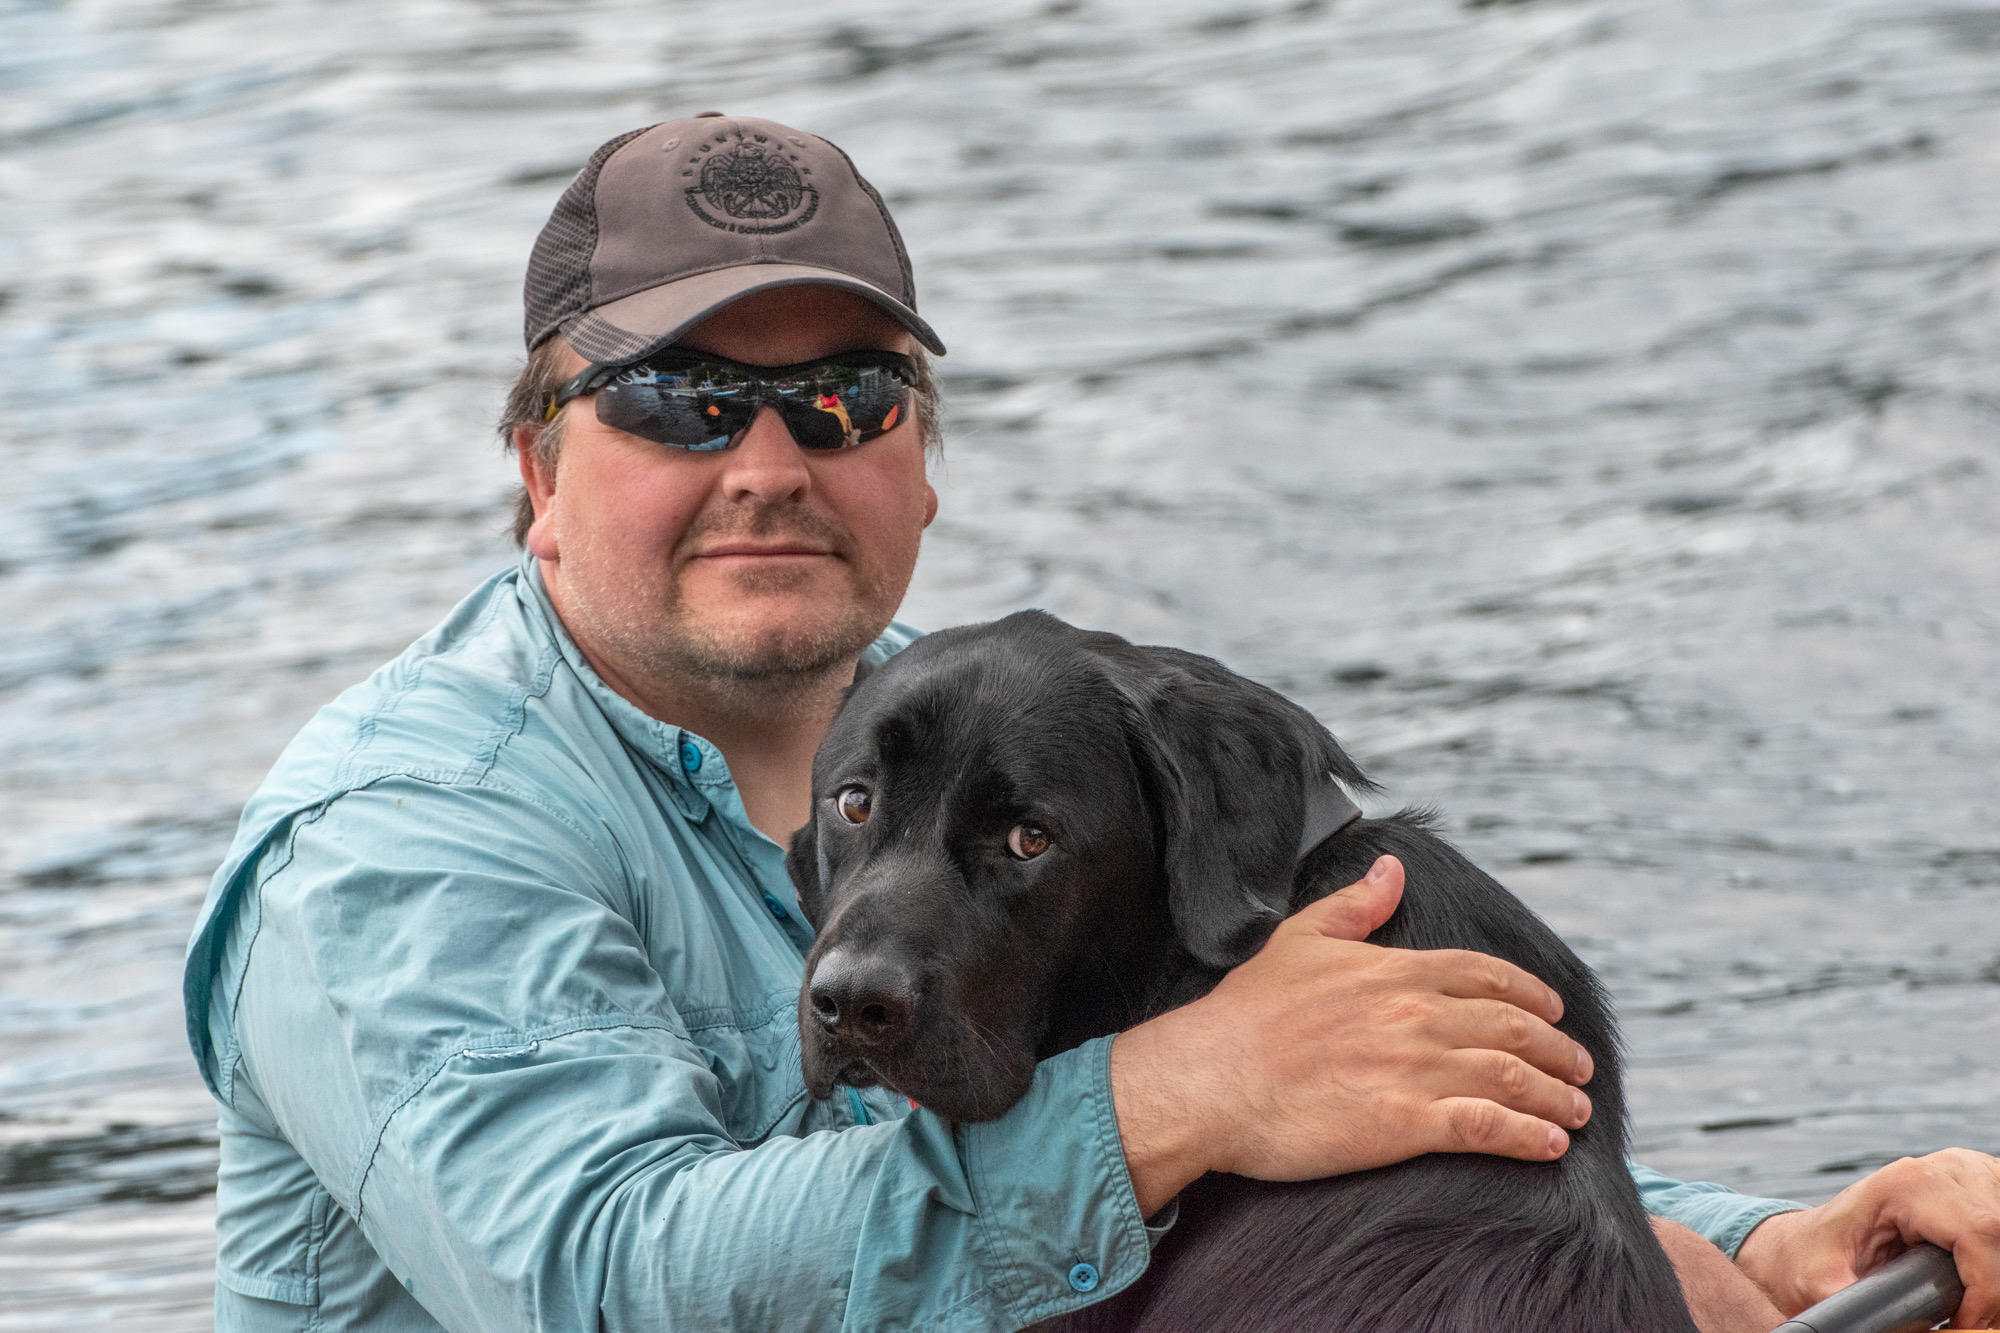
[
  {"left": 225, "top": 787, "right": 1160, "bottom": 1332},
  {"left": 344, "top": 1032, "right": 1156, "bottom": 1331}
]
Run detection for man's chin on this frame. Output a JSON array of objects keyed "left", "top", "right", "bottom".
[{"left": 666, "top": 594, "right": 885, "bottom": 684}]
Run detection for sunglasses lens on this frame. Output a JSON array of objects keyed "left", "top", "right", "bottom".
[
  {"left": 591, "top": 358, "right": 913, "bottom": 453},
  {"left": 769, "top": 363, "right": 913, "bottom": 451},
  {"left": 594, "top": 369, "right": 752, "bottom": 451}
]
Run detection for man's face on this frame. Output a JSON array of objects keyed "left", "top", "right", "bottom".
[{"left": 520, "top": 286, "right": 937, "bottom": 697}]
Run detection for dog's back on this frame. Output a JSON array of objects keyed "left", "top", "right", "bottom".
[{"left": 1057, "top": 814, "right": 1692, "bottom": 1332}]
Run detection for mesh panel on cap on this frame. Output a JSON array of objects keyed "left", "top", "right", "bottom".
[
  {"left": 824, "top": 139, "right": 917, "bottom": 306},
  {"left": 523, "top": 125, "right": 653, "bottom": 350},
  {"left": 565, "top": 310, "right": 663, "bottom": 365}
]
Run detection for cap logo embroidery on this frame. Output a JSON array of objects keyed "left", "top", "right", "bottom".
[{"left": 683, "top": 131, "right": 819, "bottom": 235}]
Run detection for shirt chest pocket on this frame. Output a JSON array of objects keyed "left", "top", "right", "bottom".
[{"left": 684, "top": 996, "right": 809, "bottom": 1146}]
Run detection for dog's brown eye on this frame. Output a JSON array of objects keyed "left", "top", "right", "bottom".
[
  {"left": 1007, "top": 825, "right": 1050, "bottom": 860},
  {"left": 835, "top": 787, "right": 872, "bottom": 825}
]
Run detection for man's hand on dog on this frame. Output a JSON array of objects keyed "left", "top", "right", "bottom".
[
  {"left": 1111, "top": 854, "right": 1595, "bottom": 1217},
  {"left": 1734, "top": 1148, "right": 2000, "bottom": 1328}
]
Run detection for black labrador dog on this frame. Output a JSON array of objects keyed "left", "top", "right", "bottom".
[{"left": 788, "top": 611, "right": 1695, "bottom": 1333}]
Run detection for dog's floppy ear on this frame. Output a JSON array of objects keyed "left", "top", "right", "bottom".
[
  {"left": 1088, "top": 636, "right": 1375, "bottom": 969},
  {"left": 785, "top": 814, "right": 829, "bottom": 929}
]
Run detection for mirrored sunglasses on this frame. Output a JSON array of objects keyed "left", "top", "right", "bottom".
[{"left": 547, "top": 350, "right": 917, "bottom": 453}]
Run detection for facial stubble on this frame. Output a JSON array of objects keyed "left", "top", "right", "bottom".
[{"left": 568, "top": 502, "right": 899, "bottom": 705}]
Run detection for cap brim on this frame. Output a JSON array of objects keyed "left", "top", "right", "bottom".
[{"left": 562, "top": 263, "right": 946, "bottom": 364}]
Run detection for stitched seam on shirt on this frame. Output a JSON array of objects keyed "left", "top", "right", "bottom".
[
  {"left": 337, "top": 772, "right": 603, "bottom": 853},
  {"left": 305, "top": 1182, "right": 329, "bottom": 1315},
  {"left": 681, "top": 989, "right": 796, "bottom": 1035},
  {"left": 677, "top": 1004, "right": 738, "bottom": 1032},
  {"left": 462, "top": 624, "right": 564, "bottom": 788},
  {"left": 215, "top": 1259, "right": 313, "bottom": 1306},
  {"left": 1091, "top": 1033, "right": 1147, "bottom": 1247},
  {"left": 964, "top": 1123, "right": 1035, "bottom": 1321},
  {"left": 462, "top": 775, "right": 598, "bottom": 846},
  {"left": 1076, "top": 1038, "right": 1149, "bottom": 1308},
  {"left": 230, "top": 775, "right": 608, "bottom": 1092},
  {"left": 924, "top": 1283, "right": 1002, "bottom": 1330},
  {"left": 465, "top": 633, "right": 560, "bottom": 788},
  {"left": 1012, "top": 1041, "right": 1147, "bottom": 1321},
  {"left": 989, "top": 1040, "right": 1146, "bottom": 1327},
  {"left": 223, "top": 801, "right": 333, "bottom": 1106},
  {"left": 347, "top": 1013, "right": 690, "bottom": 1220},
  {"left": 527, "top": 580, "right": 702, "bottom": 794},
  {"left": 338, "top": 584, "right": 513, "bottom": 791},
  {"left": 305, "top": 771, "right": 603, "bottom": 856}
]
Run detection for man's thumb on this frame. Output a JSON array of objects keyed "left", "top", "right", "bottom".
[{"left": 1295, "top": 855, "right": 1404, "bottom": 941}]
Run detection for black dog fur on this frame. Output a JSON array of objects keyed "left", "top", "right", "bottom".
[{"left": 788, "top": 611, "right": 1696, "bottom": 1333}]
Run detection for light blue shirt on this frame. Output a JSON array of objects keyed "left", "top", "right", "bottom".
[{"left": 182, "top": 555, "right": 1800, "bottom": 1331}]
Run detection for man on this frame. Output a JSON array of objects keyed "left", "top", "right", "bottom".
[{"left": 184, "top": 114, "right": 2000, "bottom": 1331}]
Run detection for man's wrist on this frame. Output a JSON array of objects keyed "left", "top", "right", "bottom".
[
  {"left": 1731, "top": 1206, "right": 1816, "bottom": 1311},
  {"left": 1109, "top": 1007, "right": 1224, "bottom": 1217}
]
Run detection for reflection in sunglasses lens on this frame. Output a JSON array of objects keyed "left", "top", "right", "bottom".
[{"left": 596, "top": 360, "right": 912, "bottom": 453}]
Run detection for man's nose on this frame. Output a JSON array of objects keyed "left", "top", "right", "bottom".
[
  {"left": 721, "top": 405, "right": 813, "bottom": 504},
  {"left": 807, "top": 947, "right": 918, "bottom": 1047}
]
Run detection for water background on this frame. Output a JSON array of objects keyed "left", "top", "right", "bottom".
[{"left": 2, "top": 0, "right": 1997, "bottom": 1325}]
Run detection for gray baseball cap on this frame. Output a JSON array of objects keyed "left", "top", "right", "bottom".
[{"left": 524, "top": 114, "right": 945, "bottom": 364}]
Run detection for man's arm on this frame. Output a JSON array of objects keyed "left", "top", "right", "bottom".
[{"left": 224, "top": 779, "right": 1156, "bottom": 1331}]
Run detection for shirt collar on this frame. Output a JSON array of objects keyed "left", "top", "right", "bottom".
[{"left": 514, "top": 553, "right": 718, "bottom": 821}]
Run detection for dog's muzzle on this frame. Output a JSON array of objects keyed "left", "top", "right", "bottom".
[{"left": 806, "top": 947, "right": 920, "bottom": 1050}]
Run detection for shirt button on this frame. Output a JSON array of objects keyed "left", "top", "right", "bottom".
[
  {"left": 1067, "top": 1262, "right": 1099, "bottom": 1293},
  {"left": 678, "top": 739, "right": 702, "bottom": 773},
  {"left": 761, "top": 892, "right": 791, "bottom": 922}
]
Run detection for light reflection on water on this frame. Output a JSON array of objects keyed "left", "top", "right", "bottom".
[{"left": 2, "top": 0, "right": 1996, "bottom": 1323}]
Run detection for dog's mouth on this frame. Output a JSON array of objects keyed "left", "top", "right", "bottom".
[
  {"left": 801, "top": 999, "right": 1039, "bottom": 1123},
  {"left": 827, "top": 1056, "right": 882, "bottom": 1091},
  {"left": 866, "top": 1057, "right": 1036, "bottom": 1123}
]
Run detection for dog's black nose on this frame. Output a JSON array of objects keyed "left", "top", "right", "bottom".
[{"left": 808, "top": 949, "right": 917, "bottom": 1046}]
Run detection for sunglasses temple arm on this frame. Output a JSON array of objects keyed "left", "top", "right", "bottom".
[{"left": 546, "top": 363, "right": 618, "bottom": 420}]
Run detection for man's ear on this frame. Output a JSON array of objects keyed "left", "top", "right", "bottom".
[
  {"left": 515, "top": 424, "right": 560, "bottom": 561},
  {"left": 785, "top": 812, "right": 827, "bottom": 929},
  {"left": 1089, "top": 636, "right": 1375, "bottom": 969}
]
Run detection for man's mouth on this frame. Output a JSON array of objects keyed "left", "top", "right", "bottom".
[{"left": 695, "top": 542, "right": 837, "bottom": 560}]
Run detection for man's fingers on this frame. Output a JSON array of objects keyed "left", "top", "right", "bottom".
[
  {"left": 1431, "top": 1096, "right": 1571, "bottom": 1162},
  {"left": 1290, "top": 864, "right": 1568, "bottom": 1031},
  {"left": 1862, "top": 1152, "right": 2000, "bottom": 1327},
  {"left": 1435, "top": 1046, "right": 1592, "bottom": 1130},
  {"left": 1931, "top": 1151, "right": 2000, "bottom": 1327},
  {"left": 1419, "top": 946, "right": 1566, "bottom": 1025},
  {"left": 1292, "top": 855, "right": 1404, "bottom": 942},
  {"left": 1441, "top": 996, "right": 1595, "bottom": 1088}
]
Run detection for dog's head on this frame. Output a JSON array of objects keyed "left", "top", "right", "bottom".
[{"left": 788, "top": 610, "right": 1373, "bottom": 1122}]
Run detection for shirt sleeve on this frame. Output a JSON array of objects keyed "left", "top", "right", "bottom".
[
  {"left": 223, "top": 777, "right": 1154, "bottom": 1332},
  {"left": 1627, "top": 1160, "right": 1806, "bottom": 1257}
]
